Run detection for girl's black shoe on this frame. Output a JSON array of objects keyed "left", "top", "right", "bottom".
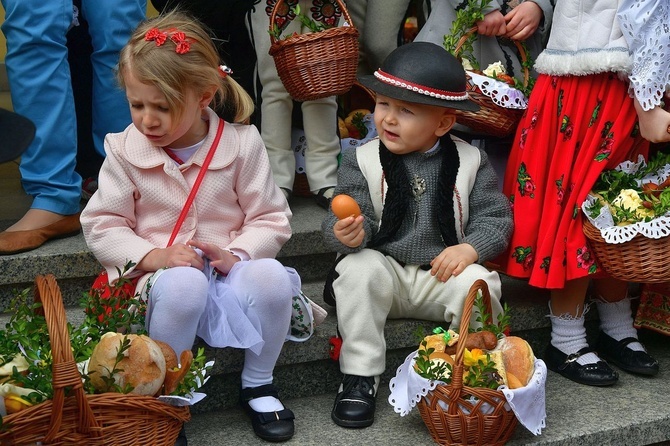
[
  {"left": 595, "top": 332, "right": 659, "bottom": 376},
  {"left": 239, "top": 384, "right": 295, "bottom": 442},
  {"left": 544, "top": 344, "right": 619, "bottom": 386}
]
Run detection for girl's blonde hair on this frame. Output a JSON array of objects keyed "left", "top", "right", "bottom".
[{"left": 117, "top": 10, "right": 254, "bottom": 124}]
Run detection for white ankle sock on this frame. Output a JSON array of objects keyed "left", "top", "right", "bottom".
[
  {"left": 549, "top": 304, "right": 600, "bottom": 365},
  {"left": 247, "top": 395, "right": 285, "bottom": 413},
  {"left": 596, "top": 298, "right": 644, "bottom": 352}
]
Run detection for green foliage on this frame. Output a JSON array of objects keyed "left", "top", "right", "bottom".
[
  {"left": 443, "top": 0, "right": 492, "bottom": 70},
  {"left": 473, "top": 290, "right": 510, "bottom": 338},
  {"left": 443, "top": 0, "right": 534, "bottom": 96},
  {"left": 89, "top": 336, "right": 135, "bottom": 394},
  {"left": 462, "top": 353, "right": 502, "bottom": 389},
  {"left": 268, "top": 4, "right": 332, "bottom": 40},
  {"left": 587, "top": 151, "right": 670, "bottom": 225},
  {"left": 0, "top": 262, "right": 210, "bottom": 403},
  {"left": 414, "top": 339, "right": 452, "bottom": 381},
  {"left": 172, "top": 347, "right": 213, "bottom": 397}
]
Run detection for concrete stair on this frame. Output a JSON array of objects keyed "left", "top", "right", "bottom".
[{"left": 1, "top": 197, "right": 669, "bottom": 445}]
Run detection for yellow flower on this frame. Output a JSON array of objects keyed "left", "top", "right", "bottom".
[
  {"left": 463, "top": 348, "right": 486, "bottom": 368},
  {"left": 612, "top": 189, "right": 654, "bottom": 220},
  {"left": 483, "top": 61, "right": 506, "bottom": 78}
]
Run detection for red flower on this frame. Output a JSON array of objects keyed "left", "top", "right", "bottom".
[
  {"left": 329, "top": 335, "right": 342, "bottom": 361},
  {"left": 145, "top": 28, "right": 167, "bottom": 46}
]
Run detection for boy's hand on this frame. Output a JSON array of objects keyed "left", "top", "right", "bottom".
[
  {"left": 430, "top": 244, "right": 479, "bottom": 282},
  {"left": 188, "top": 239, "right": 241, "bottom": 275},
  {"left": 504, "top": 2, "right": 542, "bottom": 40},
  {"left": 138, "top": 243, "right": 205, "bottom": 271},
  {"left": 477, "top": 10, "right": 506, "bottom": 36},
  {"left": 333, "top": 215, "right": 365, "bottom": 248}
]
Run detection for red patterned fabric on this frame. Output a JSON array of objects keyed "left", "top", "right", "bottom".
[
  {"left": 635, "top": 283, "right": 670, "bottom": 335},
  {"left": 499, "top": 73, "right": 649, "bottom": 289}
]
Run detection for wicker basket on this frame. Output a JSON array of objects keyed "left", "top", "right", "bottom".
[
  {"left": 417, "top": 279, "right": 518, "bottom": 446},
  {"left": 269, "top": 0, "right": 359, "bottom": 102},
  {"left": 451, "top": 27, "right": 528, "bottom": 138},
  {"left": 0, "top": 275, "right": 190, "bottom": 445},
  {"left": 583, "top": 218, "right": 670, "bottom": 283}
]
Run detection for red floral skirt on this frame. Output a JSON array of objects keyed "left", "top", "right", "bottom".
[{"left": 500, "top": 73, "right": 649, "bottom": 289}]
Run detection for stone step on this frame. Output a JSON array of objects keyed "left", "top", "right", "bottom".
[{"left": 184, "top": 330, "right": 670, "bottom": 446}]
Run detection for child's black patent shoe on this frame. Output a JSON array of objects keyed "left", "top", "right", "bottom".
[
  {"left": 595, "top": 332, "right": 659, "bottom": 376},
  {"left": 174, "top": 426, "right": 187, "bottom": 446},
  {"left": 331, "top": 374, "right": 378, "bottom": 428},
  {"left": 240, "top": 384, "right": 295, "bottom": 442},
  {"left": 544, "top": 344, "right": 619, "bottom": 386}
]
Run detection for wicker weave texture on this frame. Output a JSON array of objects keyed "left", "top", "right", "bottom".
[
  {"left": 269, "top": 0, "right": 359, "bottom": 102},
  {"left": 583, "top": 219, "right": 670, "bottom": 283},
  {"left": 0, "top": 275, "right": 190, "bottom": 446},
  {"left": 417, "top": 279, "right": 518, "bottom": 445},
  {"left": 452, "top": 27, "right": 528, "bottom": 138}
]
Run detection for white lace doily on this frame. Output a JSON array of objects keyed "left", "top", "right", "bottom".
[
  {"left": 582, "top": 155, "right": 670, "bottom": 243},
  {"left": 467, "top": 71, "right": 528, "bottom": 110},
  {"left": 388, "top": 349, "right": 547, "bottom": 436}
]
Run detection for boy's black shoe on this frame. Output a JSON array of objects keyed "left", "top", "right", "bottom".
[
  {"left": 174, "top": 426, "right": 187, "bottom": 446},
  {"left": 544, "top": 344, "right": 618, "bottom": 386},
  {"left": 595, "top": 332, "right": 659, "bottom": 376},
  {"left": 331, "top": 374, "right": 379, "bottom": 428},
  {"left": 240, "top": 384, "right": 295, "bottom": 442}
]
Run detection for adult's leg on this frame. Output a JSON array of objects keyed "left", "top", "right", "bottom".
[
  {"left": 1, "top": 0, "right": 80, "bottom": 217},
  {"left": 81, "top": 0, "right": 146, "bottom": 158}
]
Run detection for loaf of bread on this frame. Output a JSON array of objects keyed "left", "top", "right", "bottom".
[
  {"left": 497, "top": 336, "right": 535, "bottom": 389},
  {"left": 88, "top": 332, "right": 166, "bottom": 396}
]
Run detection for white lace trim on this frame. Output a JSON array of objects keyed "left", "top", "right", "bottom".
[
  {"left": 618, "top": 0, "right": 670, "bottom": 110},
  {"left": 387, "top": 349, "right": 547, "bottom": 435},
  {"left": 582, "top": 155, "right": 670, "bottom": 243},
  {"left": 467, "top": 71, "right": 528, "bottom": 109}
]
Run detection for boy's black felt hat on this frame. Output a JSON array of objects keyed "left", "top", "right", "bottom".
[
  {"left": 0, "top": 109, "right": 35, "bottom": 164},
  {"left": 359, "top": 41, "right": 479, "bottom": 112}
]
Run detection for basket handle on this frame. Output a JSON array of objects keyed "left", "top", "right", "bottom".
[
  {"left": 448, "top": 279, "right": 494, "bottom": 395},
  {"left": 453, "top": 26, "right": 529, "bottom": 89},
  {"left": 269, "top": 0, "right": 354, "bottom": 45},
  {"left": 34, "top": 275, "right": 101, "bottom": 441}
]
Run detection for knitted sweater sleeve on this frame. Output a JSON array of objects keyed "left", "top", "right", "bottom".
[
  {"left": 463, "top": 149, "right": 513, "bottom": 263},
  {"left": 321, "top": 148, "right": 377, "bottom": 253}
]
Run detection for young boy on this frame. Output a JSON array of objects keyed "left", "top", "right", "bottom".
[{"left": 321, "top": 41, "right": 513, "bottom": 428}]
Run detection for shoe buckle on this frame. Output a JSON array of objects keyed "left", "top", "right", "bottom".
[
  {"left": 565, "top": 352, "right": 581, "bottom": 363},
  {"left": 274, "top": 411, "right": 280, "bottom": 421}
]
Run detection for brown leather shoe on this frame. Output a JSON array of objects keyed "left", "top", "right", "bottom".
[{"left": 0, "top": 213, "right": 81, "bottom": 255}]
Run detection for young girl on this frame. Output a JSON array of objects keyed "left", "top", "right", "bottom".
[
  {"left": 500, "top": 0, "right": 664, "bottom": 387},
  {"left": 81, "top": 11, "right": 299, "bottom": 443}
]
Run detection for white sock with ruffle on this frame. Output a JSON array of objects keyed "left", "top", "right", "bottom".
[
  {"left": 548, "top": 304, "right": 600, "bottom": 365},
  {"left": 595, "top": 298, "right": 644, "bottom": 352}
]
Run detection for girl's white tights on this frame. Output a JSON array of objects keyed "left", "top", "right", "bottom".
[{"left": 147, "top": 260, "right": 293, "bottom": 412}]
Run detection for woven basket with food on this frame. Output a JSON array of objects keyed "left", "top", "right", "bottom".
[
  {"left": 0, "top": 273, "right": 213, "bottom": 445},
  {"left": 582, "top": 152, "right": 670, "bottom": 283},
  {"left": 388, "top": 280, "right": 546, "bottom": 445},
  {"left": 443, "top": 0, "right": 532, "bottom": 138},
  {"left": 269, "top": 0, "right": 359, "bottom": 102}
]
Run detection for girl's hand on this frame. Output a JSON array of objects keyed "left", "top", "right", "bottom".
[
  {"left": 429, "top": 244, "right": 478, "bottom": 282},
  {"left": 138, "top": 243, "right": 204, "bottom": 271},
  {"left": 188, "top": 239, "right": 241, "bottom": 275},
  {"left": 333, "top": 215, "right": 365, "bottom": 248},
  {"left": 634, "top": 99, "right": 670, "bottom": 143},
  {"left": 504, "top": 2, "right": 542, "bottom": 40},
  {"left": 477, "top": 10, "right": 506, "bottom": 37}
]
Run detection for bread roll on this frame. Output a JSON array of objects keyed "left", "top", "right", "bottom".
[
  {"left": 153, "top": 339, "right": 178, "bottom": 371},
  {"left": 88, "top": 332, "right": 166, "bottom": 396},
  {"left": 498, "top": 336, "right": 535, "bottom": 389}
]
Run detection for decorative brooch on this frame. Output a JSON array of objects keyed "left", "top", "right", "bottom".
[{"left": 145, "top": 27, "right": 193, "bottom": 54}]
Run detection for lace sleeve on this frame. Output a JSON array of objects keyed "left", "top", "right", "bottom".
[{"left": 618, "top": 0, "right": 670, "bottom": 111}]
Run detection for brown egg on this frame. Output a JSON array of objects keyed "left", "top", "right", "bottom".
[{"left": 331, "top": 194, "right": 361, "bottom": 219}]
